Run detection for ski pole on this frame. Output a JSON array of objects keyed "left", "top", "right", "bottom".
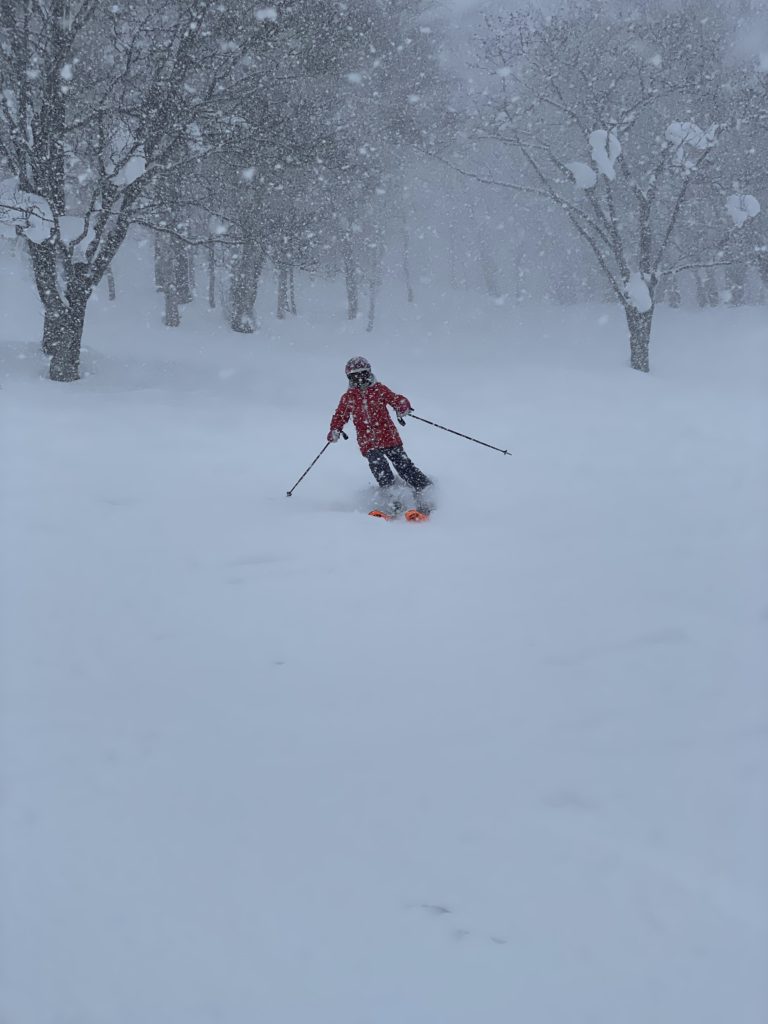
[
  {"left": 286, "top": 430, "right": 348, "bottom": 497},
  {"left": 408, "top": 414, "right": 511, "bottom": 456}
]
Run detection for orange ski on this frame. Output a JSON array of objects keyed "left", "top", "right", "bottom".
[
  {"left": 369, "top": 509, "right": 395, "bottom": 520},
  {"left": 404, "top": 509, "right": 430, "bottom": 522}
]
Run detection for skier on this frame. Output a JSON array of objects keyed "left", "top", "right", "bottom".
[{"left": 327, "top": 356, "right": 432, "bottom": 512}]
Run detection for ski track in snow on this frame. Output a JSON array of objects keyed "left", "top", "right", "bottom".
[{"left": 1, "top": 247, "right": 767, "bottom": 1024}]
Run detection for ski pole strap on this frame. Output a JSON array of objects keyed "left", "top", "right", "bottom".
[{"left": 410, "top": 415, "right": 511, "bottom": 456}]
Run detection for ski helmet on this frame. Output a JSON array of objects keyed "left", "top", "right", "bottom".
[{"left": 345, "top": 356, "right": 372, "bottom": 377}]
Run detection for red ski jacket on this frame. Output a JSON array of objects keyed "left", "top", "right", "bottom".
[{"left": 330, "top": 382, "right": 412, "bottom": 455}]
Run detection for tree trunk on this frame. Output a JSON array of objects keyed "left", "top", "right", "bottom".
[
  {"left": 208, "top": 242, "right": 216, "bottom": 309},
  {"left": 477, "top": 232, "right": 501, "bottom": 299},
  {"left": 41, "top": 262, "right": 91, "bottom": 382},
  {"left": 230, "top": 247, "right": 249, "bottom": 332},
  {"left": 704, "top": 267, "right": 720, "bottom": 306},
  {"left": 624, "top": 305, "right": 653, "bottom": 373},
  {"left": 154, "top": 232, "right": 165, "bottom": 291},
  {"left": 725, "top": 263, "right": 747, "bottom": 306},
  {"left": 42, "top": 306, "right": 62, "bottom": 356},
  {"left": 230, "top": 243, "right": 264, "bottom": 333},
  {"left": 30, "top": 241, "right": 62, "bottom": 355},
  {"left": 175, "top": 237, "right": 193, "bottom": 305},
  {"left": 343, "top": 237, "right": 358, "bottom": 319},
  {"left": 48, "top": 302, "right": 86, "bottom": 381},
  {"left": 403, "top": 221, "right": 414, "bottom": 303},
  {"left": 366, "top": 280, "right": 376, "bottom": 332},
  {"left": 276, "top": 264, "right": 289, "bottom": 319},
  {"left": 694, "top": 269, "right": 707, "bottom": 307},
  {"left": 448, "top": 244, "right": 458, "bottom": 290},
  {"left": 667, "top": 274, "right": 680, "bottom": 308},
  {"left": 154, "top": 229, "right": 181, "bottom": 326},
  {"left": 164, "top": 282, "right": 180, "bottom": 327},
  {"left": 107, "top": 267, "right": 116, "bottom": 301},
  {"left": 288, "top": 266, "right": 297, "bottom": 315}
]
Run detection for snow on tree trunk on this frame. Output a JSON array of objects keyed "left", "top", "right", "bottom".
[
  {"left": 589, "top": 129, "right": 621, "bottom": 180},
  {"left": 107, "top": 267, "right": 116, "bottom": 301},
  {"left": 624, "top": 272, "right": 653, "bottom": 314}
]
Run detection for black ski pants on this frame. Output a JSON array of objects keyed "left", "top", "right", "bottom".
[{"left": 366, "top": 446, "right": 431, "bottom": 491}]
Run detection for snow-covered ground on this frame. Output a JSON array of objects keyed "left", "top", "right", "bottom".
[{"left": 2, "top": 244, "right": 767, "bottom": 1023}]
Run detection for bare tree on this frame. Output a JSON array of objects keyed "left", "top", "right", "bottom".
[
  {"left": 0, "top": 0, "right": 249, "bottom": 380},
  {"left": 464, "top": 0, "right": 755, "bottom": 371},
  {"left": 193, "top": 0, "right": 449, "bottom": 329}
]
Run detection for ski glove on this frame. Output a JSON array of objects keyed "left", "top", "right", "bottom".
[
  {"left": 399, "top": 406, "right": 413, "bottom": 416},
  {"left": 327, "top": 429, "right": 341, "bottom": 443}
]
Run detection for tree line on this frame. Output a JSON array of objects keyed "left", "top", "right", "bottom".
[{"left": 1, "top": 0, "right": 765, "bottom": 379}]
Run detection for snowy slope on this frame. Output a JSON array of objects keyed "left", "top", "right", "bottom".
[{"left": 2, "top": 247, "right": 767, "bottom": 1024}]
